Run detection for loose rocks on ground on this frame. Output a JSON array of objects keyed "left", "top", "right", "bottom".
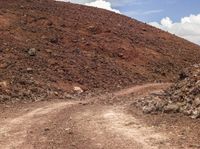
[{"left": 134, "top": 64, "right": 200, "bottom": 119}]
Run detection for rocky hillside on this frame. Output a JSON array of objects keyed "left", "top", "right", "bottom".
[
  {"left": 0, "top": 0, "right": 200, "bottom": 103},
  {"left": 134, "top": 64, "right": 200, "bottom": 118},
  {"left": 163, "top": 64, "right": 200, "bottom": 118}
]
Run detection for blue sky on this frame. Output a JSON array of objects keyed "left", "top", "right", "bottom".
[
  {"left": 57, "top": 0, "right": 200, "bottom": 45},
  {"left": 58, "top": 0, "right": 200, "bottom": 22},
  {"left": 113, "top": 0, "right": 200, "bottom": 23}
]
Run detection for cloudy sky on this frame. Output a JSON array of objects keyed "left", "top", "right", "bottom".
[{"left": 57, "top": 0, "right": 200, "bottom": 45}]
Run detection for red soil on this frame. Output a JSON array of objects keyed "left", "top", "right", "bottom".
[{"left": 0, "top": 0, "right": 200, "bottom": 102}]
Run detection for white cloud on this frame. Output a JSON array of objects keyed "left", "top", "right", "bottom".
[
  {"left": 85, "top": 0, "right": 120, "bottom": 13},
  {"left": 56, "top": 0, "right": 134, "bottom": 6},
  {"left": 149, "top": 14, "right": 200, "bottom": 45},
  {"left": 56, "top": 0, "right": 120, "bottom": 13},
  {"left": 143, "top": 9, "right": 163, "bottom": 15},
  {"left": 160, "top": 17, "right": 173, "bottom": 28},
  {"left": 55, "top": 0, "right": 93, "bottom": 3}
]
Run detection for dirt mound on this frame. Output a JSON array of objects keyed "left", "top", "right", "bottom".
[
  {"left": 1, "top": 0, "right": 200, "bottom": 103},
  {"left": 134, "top": 64, "right": 200, "bottom": 118}
]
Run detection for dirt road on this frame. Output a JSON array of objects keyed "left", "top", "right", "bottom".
[{"left": 0, "top": 83, "right": 200, "bottom": 149}]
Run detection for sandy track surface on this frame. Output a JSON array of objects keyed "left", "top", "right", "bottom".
[{"left": 0, "top": 83, "right": 199, "bottom": 149}]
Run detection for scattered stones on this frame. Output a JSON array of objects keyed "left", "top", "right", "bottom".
[{"left": 134, "top": 64, "right": 200, "bottom": 118}]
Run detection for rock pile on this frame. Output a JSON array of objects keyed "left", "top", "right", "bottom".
[{"left": 134, "top": 64, "right": 200, "bottom": 118}]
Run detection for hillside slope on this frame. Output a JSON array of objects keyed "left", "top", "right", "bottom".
[{"left": 0, "top": 0, "right": 200, "bottom": 102}]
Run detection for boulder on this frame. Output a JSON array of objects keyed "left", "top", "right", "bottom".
[
  {"left": 28, "top": 48, "right": 36, "bottom": 56},
  {"left": 163, "top": 104, "right": 179, "bottom": 113},
  {"left": 194, "top": 98, "right": 200, "bottom": 107},
  {"left": 142, "top": 105, "right": 156, "bottom": 114},
  {"left": 73, "top": 86, "right": 83, "bottom": 94}
]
